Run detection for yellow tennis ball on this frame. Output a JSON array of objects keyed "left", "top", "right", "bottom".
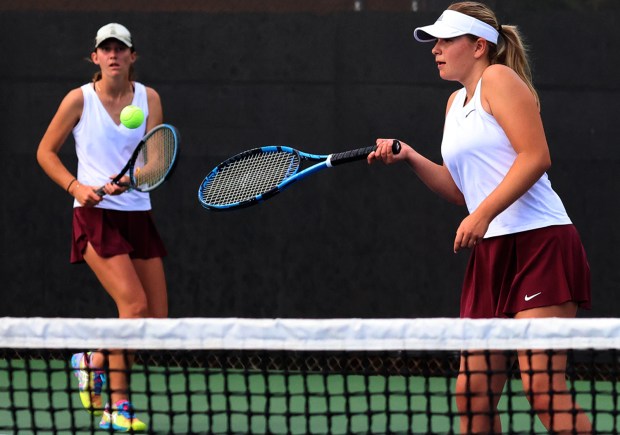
[{"left": 120, "top": 105, "right": 145, "bottom": 129}]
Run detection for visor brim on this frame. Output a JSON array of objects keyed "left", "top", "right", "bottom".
[{"left": 413, "top": 25, "right": 467, "bottom": 42}]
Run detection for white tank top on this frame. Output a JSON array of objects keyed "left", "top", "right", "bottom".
[
  {"left": 73, "top": 82, "right": 151, "bottom": 211},
  {"left": 441, "top": 78, "right": 571, "bottom": 238}
]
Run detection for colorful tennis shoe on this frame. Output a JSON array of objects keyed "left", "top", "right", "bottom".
[
  {"left": 70, "top": 352, "right": 106, "bottom": 415},
  {"left": 99, "top": 400, "right": 148, "bottom": 432}
]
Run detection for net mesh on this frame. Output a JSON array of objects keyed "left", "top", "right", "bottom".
[
  {"left": 200, "top": 150, "right": 300, "bottom": 207},
  {"left": 132, "top": 126, "right": 178, "bottom": 192},
  {"left": 1, "top": 317, "right": 620, "bottom": 434}
]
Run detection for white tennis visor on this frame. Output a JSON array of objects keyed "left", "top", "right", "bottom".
[{"left": 414, "top": 10, "right": 499, "bottom": 44}]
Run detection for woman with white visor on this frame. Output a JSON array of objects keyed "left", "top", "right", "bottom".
[{"left": 368, "top": 2, "right": 592, "bottom": 433}]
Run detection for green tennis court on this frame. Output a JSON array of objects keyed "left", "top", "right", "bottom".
[{"left": 2, "top": 358, "right": 619, "bottom": 434}]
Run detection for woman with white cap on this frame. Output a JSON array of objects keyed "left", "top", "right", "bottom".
[
  {"left": 368, "top": 2, "right": 592, "bottom": 433},
  {"left": 37, "top": 23, "right": 166, "bottom": 432}
]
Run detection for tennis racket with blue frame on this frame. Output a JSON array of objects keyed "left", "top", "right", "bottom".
[{"left": 198, "top": 140, "right": 400, "bottom": 211}]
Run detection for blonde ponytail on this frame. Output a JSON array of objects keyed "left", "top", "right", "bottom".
[{"left": 448, "top": 2, "right": 539, "bottom": 105}]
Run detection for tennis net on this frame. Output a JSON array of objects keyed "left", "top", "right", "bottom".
[{"left": 1, "top": 317, "right": 619, "bottom": 434}]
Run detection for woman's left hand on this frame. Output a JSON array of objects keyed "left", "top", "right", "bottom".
[
  {"left": 101, "top": 176, "right": 130, "bottom": 196},
  {"left": 453, "top": 212, "right": 491, "bottom": 253}
]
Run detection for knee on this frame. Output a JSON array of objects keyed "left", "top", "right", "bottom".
[
  {"left": 522, "top": 381, "right": 557, "bottom": 415},
  {"left": 455, "top": 374, "right": 491, "bottom": 413},
  {"left": 521, "top": 376, "right": 558, "bottom": 414},
  {"left": 118, "top": 298, "right": 149, "bottom": 319},
  {"left": 527, "top": 394, "right": 553, "bottom": 415}
]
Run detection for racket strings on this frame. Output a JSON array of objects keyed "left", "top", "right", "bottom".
[
  {"left": 133, "top": 128, "right": 177, "bottom": 190},
  {"left": 200, "top": 151, "right": 300, "bottom": 206}
]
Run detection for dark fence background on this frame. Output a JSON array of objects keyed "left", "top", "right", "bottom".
[{"left": 1, "top": 0, "right": 618, "bottom": 318}]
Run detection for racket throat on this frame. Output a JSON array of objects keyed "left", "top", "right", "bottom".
[{"left": 325, "top": 154, "right": 335, "bottom": 168}]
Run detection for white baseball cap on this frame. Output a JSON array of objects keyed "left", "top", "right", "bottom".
[
  {"left": 414, "top": 10, "right": 499, "bottom": 45},
  {"left": 94, "top": 23, "right": 133, "bottom": 48}
]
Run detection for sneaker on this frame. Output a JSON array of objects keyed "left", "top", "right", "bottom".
[
  {"left": 71, "top": 352, "right": 106, "bottom": 415},
  {"left": 99, "top": 401, "right": 148, "bottom": 432}
]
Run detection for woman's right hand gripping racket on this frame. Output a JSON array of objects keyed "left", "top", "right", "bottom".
[{"left": 95, "top": 124, "right": 180, "bottom": 196}]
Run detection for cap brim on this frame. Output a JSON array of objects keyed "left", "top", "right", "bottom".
[
  {"left": 95, "top": 37, "right": 132, "bottom": 48},
  {"left": 413, "top": 24, "right": 466, "bottom": 42}
]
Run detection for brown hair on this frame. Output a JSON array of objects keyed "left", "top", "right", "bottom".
[{"left": 448, "top": 1, "right": 539, "bottom": 104}]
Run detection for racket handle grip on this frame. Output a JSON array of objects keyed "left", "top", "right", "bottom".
[
  {"left": 391, "top": 140, "right": 402, "bottom": 155},
  {"left": 94, "top": 181, "right": 128, "bottom": 197},
  {"left": 330, "top": 140, "right": 401, "bottom": 166}
]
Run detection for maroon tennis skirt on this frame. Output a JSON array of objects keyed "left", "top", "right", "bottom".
[
  {"left": 70, "top": 207, "right": 167, "bottom": 263},
  {"left": 460, "top": 224, "right": 591, "bottom": 318}
]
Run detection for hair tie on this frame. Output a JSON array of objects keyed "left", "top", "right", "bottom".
[
  {"left": 66, "top": 178, "right": 77, "bottom": 193},
  {"left": 498, "top": 24, "right": 504, "bottom": 34}
]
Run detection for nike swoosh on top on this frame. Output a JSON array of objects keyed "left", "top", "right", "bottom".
[{"left": 524, "top": 292, "right": 542, "bottom": 301}]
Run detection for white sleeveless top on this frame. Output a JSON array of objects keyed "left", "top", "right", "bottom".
[
  {"left": 73, "top": 82, "right": 151, "bottom": 211},
  {"left": 441, "top": 79, "right": 571, "bottom": 238}
]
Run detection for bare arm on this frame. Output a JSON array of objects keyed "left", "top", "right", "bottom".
[
  {"left": 368, "top": 91, "right": 465, "bottom": 205},
  {"left": 453, "top": 64, "right": 551, "bottom": 252},
  {"left": 368, "top": 140, "right": 465, "bottom": 205},
  {"left": 36, "top": 88, "right": 103, "bottom": 206}
]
